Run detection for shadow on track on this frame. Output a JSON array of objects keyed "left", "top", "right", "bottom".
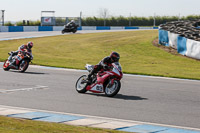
[
  {"left": 114, "top": 94, "right": 148, "bottom": 100},
  {"left": 23, "top": 71, "right": 47, "bottom": 75},
  {"left": 11, "top": 70, "right": 47, "bottom": 75},
  {"left": 85, "top": 93, "right": 148, "bottom": 100}
]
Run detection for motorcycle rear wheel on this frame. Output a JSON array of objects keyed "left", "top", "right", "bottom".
[
  {"left": 19, "top": 60, "right": 29, "bottom": 72},
  {"left": 3, "top": 60, "right": 10, "bottom": 71},
  {"left": 72, "top": 29, "right": 77, "bottom": 33},
  {"left": 105, "top": 80, "right": 121, "bottom": 97},
  {"left": 75, "top": 75, "right": 88, "bottom": 93}
]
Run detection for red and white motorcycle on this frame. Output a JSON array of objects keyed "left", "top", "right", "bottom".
[{"left": 75, "top": 62, "right": 123, "bottom": 97}]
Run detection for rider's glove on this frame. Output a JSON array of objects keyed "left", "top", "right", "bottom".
[{"left": 8, "top": 51, "right": 13, "bottom": 55}]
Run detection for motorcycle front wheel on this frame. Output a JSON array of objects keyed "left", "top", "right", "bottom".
[
  {"left": 3, "top": 60, "right": 10, "bottom": 71},
  {"left": 75, "top": 75, "right": 88, "bottom": 93},
  {"left": 105, "top": 80, "right": 121, "bottom": 97},
  {"left": 19, "top": 60, "right": 29, "bottom": 72}
]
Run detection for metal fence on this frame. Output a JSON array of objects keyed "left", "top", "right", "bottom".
[{"left": 41, "top": 17, "right": 81, "bottom": 26}]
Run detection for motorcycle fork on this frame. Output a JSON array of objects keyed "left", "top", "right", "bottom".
[{"left": 108, "top": 77, "right": 118, "bottom": 87}]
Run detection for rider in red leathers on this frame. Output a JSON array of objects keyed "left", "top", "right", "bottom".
[
  {"left": 87, "top": 52, "right": 120, "bottom": 83},
  {"left": 8, "top": 42, "right": 33, "bottom": 68}
]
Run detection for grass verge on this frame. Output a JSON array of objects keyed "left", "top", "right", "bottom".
[
  {"left": 0, "top": 116, "right": 127, "bottom": 133},
  {"left": 0, "top": 30, "right": 200, "bottom": 79}
]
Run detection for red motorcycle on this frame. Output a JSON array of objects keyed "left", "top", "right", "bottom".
[
  {"left": 75, "top": 62, "right": 123, "bottom": 97},
  {"left": 3, "top": 50, "right": 33, "bottom": 72}
]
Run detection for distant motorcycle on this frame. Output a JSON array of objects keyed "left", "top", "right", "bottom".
[
  {"left": 3, "top": 50, "right": 33, "bottom": 72},
  {"left": 75, "top": 62, "right": 123, "bottom": 97},
  {"left": 62, "top": 24, "right": 79, "bottom": 34}
]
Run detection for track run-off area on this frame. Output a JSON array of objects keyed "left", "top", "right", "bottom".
[{"left": 0, "top": 30, "right": 200, "bottom": 132}]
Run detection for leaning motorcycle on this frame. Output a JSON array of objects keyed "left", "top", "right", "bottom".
[
  {"left": 75, "top": 62, "right": 123, "bottom": 97},
  {"left": 3, "top": 51, "right": 33, "bottom": 72},
  {"left": 62, "top": 24, "right": 79, "bottom": 34}
]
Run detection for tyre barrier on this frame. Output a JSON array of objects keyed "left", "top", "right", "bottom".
[{"left": 159, "top": 20, "right": 200, "bottom": 60}]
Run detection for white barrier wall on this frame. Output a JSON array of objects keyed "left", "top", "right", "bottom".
[
  {"left": 0, "top": 26, "right": 9, "bottom": 32},
  {"left": 110, "top": 27, "right": 124, "bottom": 30},
  {"left": 139, "top": 27, "right": 153, "bottom": 29},
  {"left": 168, "top": 32, "right": 178, "bottom": 49},
  {"left": 23, "top": 26, "right": 38, "bottom": 32},
  {"left": 53, "top": 26, "right": 64, "bottom": 31},
  {"left": 81, "top": 26, "right": 96, "bottom": 30},
  {"left": 186, "top": 39, "right": 200, "bottom": 59}
]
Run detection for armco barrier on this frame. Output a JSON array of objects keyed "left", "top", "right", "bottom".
[
  {"left": 159, "top": 29, "right": 200, "bottom": 59},
  {"left": 0, "top": 26, "right": 158, "bottom": 32}
]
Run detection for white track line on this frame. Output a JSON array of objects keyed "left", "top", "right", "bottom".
[{"left": 0, "top": 85, "right": 48, "bottom": 93}]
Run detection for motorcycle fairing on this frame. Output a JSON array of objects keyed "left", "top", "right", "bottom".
[{"left": 86, "top": 83, "right": 104, "bottom": 93}]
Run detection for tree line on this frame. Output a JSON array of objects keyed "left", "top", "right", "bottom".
[{"left": 3, "top": 15, "right": 200, "bottom": 26}]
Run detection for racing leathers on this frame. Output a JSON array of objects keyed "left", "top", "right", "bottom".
[
  {"left": 65, "top": 21, "right": 76, "bottom": 29},
  {"left": 87, "top": 56, "right": 115, "bottom": 81},
  {"left": 8, "top": 44, "right": 32, "bottom": 66}
]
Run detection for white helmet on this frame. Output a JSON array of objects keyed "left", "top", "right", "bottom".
[{"left": 71, "top": 20, "right": 75, "bottom": 23}]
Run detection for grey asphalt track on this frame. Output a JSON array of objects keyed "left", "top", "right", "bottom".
[
  {"left": 0, "top": 30, "right": 199, "bottom": 130},
  {"left": 0, "top": 65, "right": 200, "bottom": 129},
  {"left": 0, "top": 29, "right": 154, "bottom": 41}
]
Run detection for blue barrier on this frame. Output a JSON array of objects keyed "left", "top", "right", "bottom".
[
  {"left": 9, "top": 26, "right": 23, "bottom": 32},
  {"left": 1, "top": 26, "right": 158, "bottom": 32},
  {"left": 96, "top": 26, "right": 110, "bottom": 30},
  {"left": 38, "top": 26, "right": 53, "bottom": 31},
  {"left": 159, "top": 29, "right": 169, "bottom": 46},
  {"left": 77, "top": 26, "right": 82, "bottom": 30},
  {"left": 177, "top": 36, "right": 187, "bottom": 55},
  {"left": 125, "top": 27, "right": 139, "bottom": 29}
]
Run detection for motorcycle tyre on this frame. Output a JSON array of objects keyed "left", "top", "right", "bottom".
[
  {"left": 105, "top": 80, "right": 121, "bottom": 97},
  {"left": 19, "top": 60, "right": 29, "bottom": 73},
  {"left": 75, "top": 75, "right": 88, "bottom": 93},
  {"left": 62, "top": 30, "right": 65, "bottom": 34},
  {"left": 72, "top": 29, "right": 77, "bottom": 33},
  {"left": 3, "top": 60, "right": 10, "bottom": 71}
]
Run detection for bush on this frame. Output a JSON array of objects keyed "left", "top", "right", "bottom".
[
  {"left": 4, "top": 21, "right": 14, "bottom": 26},
  {"left": 81, "top": 15, "right": 200, "bottom": 26}
]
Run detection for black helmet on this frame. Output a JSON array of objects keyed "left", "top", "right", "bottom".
[
  {"left": 27, "top": 42, "right": 33, "bottom": 49},
  {"left": 110, "top": 52, "right": 120, "bottom": 62}
]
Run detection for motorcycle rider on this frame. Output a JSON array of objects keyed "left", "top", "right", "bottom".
[
  {"left": 65, "top": 20, "right": 76, "bottom": 29},
  {"left": 87, "top": 52, "right": 120, "bottom": 83},
  {"left": 8, "top": 41, "right": 33, "bottom": 68}
]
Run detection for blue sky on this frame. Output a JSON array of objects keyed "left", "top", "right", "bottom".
[{"left": 1, "top": 0, "right": 200, "bottom": 21}]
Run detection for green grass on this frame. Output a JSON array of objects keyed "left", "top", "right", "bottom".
[
  {"left": 0, "top": 116, "right": 127, "bottom": 133},
  {"left": 1, "top": 30, "right": 200, "bottom": 80}
]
